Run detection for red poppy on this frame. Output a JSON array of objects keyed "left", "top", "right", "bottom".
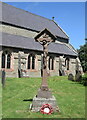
[{"left": 40, "top": 104, "right": 53, "bottom": 114}]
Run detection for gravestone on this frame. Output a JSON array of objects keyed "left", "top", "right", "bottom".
[
  {"left": 75, "top": 71, "right": 82, "bottom": 82},
  {"left": 1, "top": 70, "right": 6, "bottom": 87},
  {"left": 68, "top": 73, "right": 74, "bottom": 81},
  {"left": 31, "top": 28, "right": 59, "bottom": 112},
  {"left": 59, "top": 58, "right": 62, "bottom": 75},
  {"left": 18, "top": 53, "right": 28, "bottom": 78},
  {"left": 18, "top": 53, "right": 23, "bottom": 78},
  {"left": 62, "top": 70, "right": 65, "bottom": 76}
]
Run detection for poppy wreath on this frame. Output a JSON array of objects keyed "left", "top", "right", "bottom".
[{"left": 40, "top": 104, "right": 53, "bottom": 114}]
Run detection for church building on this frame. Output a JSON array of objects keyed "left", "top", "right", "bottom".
[{"left": 0, "top": 2, "right": 83, "bottom": 78}]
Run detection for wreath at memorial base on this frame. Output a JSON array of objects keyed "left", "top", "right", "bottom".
[{"left": 40, "top": 104, "right": 53, "bottom": 114}]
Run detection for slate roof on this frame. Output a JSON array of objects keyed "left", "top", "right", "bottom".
[
  {"left": 0, "top": 32, "right": 77, "bottom": 56},
  {"left": 0, "top": 2, "right": 69, "bottom": 40}
]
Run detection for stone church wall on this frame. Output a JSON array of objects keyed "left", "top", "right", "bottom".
[{"left": 0, "top": 47, "right": 80, "bottom": 78}]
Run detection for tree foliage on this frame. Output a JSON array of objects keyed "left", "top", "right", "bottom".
[{"left": 77, "top": 43, "right": 87, "bottom": 72}]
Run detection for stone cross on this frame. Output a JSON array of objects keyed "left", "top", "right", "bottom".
[
  {"left": 31, "top": 29, "right": 58, "bottom": 112},
  {"left": 38, "top": 34, "right": 50, "bottom": 91},
  {"left": 34, "top": 29, "right": 56, "bottom": 98}
]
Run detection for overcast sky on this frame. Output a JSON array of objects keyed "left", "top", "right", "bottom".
[{"left": 5, "top": 2, "right": 85, "bottom": 49}]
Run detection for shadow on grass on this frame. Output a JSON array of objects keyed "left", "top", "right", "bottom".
[
  {"left": 69, "top": 82, "right": 80, "bottom": 84},
  {"left": 23, "top": 99, "right": 33, "bottom": 102},
  {"left": 69, "top": 81, "right": 85, "bottom": 86}
]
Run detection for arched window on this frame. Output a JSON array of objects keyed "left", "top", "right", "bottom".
[
  {"left": 2, "top": 53, "right": 5, "bottom": 68},
  {"left": 1, "top": 52, "right": 11, "bottom": 69},
  {"left": 27, "top": 54, "right": 35, "bottom": 70},
  {"left": 32, "top": 55, "right": 35, "bottom": 69},
  {"left": 27, "top": 55, "right": 31, "bottom": 69},
  {"left": 52, "top": 58, "right": 54, "bottom": 70},
  {"left": 7, "top": 54, "right": 11, "bottom": 69},
  {"left": 48, "top": 56, "right": 54, "bottom": 70},
  {"left": 65, "top": 58, "right": 69, "bottom": 70}
]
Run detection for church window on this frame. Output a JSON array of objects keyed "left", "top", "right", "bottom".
[
  {"left": 2, "top": 53, "right": 5, "bottom": 68},
  {"left": 65, "top": 58, "right": 69, "bottom": 70},
  {"left": 27, "top": 55, "right": 30, "bottom": 69},
  {"left": 1, "top": 52, "right": 11, "bottom": 69},
  {"left": 32, "top": 55, "right": 35, "bottom": 69},
  {"left": 27, "top": 54, "right": 35, "bottom": 70},
  {"left": 7, "top": 54, "right": 11, "bottom": 69},
  {"left": 48, "top": 56, "right": 54, "bottom": 70}
]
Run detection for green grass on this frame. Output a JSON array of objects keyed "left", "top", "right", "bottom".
[{"left": 2, "top": 76, "right": 85, "bottom": 118}]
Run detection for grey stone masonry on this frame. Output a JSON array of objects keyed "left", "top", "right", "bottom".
[
  {"left": 0, "top": 47, "right": 83, "bottom": 78},
  {"left": 31, "top": 95, "right": 59, "bottom": 112}
]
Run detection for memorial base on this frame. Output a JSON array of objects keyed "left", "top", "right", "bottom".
[
  {"left": 31, "top": 95, "right": 59, "bottom": 112},
  {"left": 37, "top": 88, "right": 52, "bottom": 98}
]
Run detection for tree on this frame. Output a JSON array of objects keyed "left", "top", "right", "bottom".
[{"left": 77, "top": 43, "right": 87, "bottom": 72}]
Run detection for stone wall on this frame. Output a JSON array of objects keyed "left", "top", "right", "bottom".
[
  {"left": 0, "top": 47, "right": 83, "bottom": 78},
  {"left": 0, "top": 47, "right": 41, "bottom": 78},
  {"left": 67, "top": 58, "right": 76, "bottom": 75}
]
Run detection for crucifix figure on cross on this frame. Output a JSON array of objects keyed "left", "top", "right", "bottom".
[
  {"left": 34, "top": 29, "right": 56, "bottom": 98},
  {"left": 37, "top": 33, "right": 51, "bottom": 91},
  {"left": 31, "top": 28, "right": 59, "bottom": 112}
]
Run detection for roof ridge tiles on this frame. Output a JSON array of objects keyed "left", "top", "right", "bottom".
[{"left": 53, "top": 20, "right": 69, "bottom": 39}]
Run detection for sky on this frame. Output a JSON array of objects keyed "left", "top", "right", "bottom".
[{"left": 5, "top": 2, "right": 85, "bottom": 49}]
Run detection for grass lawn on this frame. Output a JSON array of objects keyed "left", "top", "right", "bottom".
[{"left": 2, "top": 76, "right": 85, "bottom": 118}]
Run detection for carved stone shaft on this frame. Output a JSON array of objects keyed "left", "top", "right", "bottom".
[{"left": 41, "top": 44, "right": 48, "bottom": 91}]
